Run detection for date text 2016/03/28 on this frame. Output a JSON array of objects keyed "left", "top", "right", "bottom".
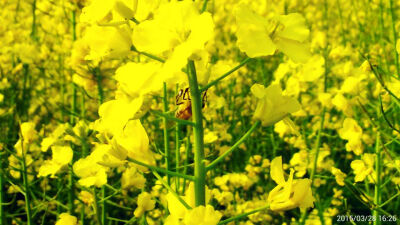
[{"left": 336, "top": 215, "right": 397, "bottom": 222}]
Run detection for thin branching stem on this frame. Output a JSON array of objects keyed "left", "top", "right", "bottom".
[
  {"left": 127, "top": 158, "right": 195, "bottom": 181},
  {"left": 200, "top": 58, "right": 251, "bottom": 92},
  {"left": 218, "top": 205, "right": 269, "bottom": 224},
  {"left": 206, "top": 121, "right": 260, "bottom": 171}
]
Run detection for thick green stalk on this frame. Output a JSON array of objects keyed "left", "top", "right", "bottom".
[
  {"left": 373, "top": 132, "right": 381, "bottom": 225},
  {"left": 94, "top": 67, "right": 106, "bottom": 225},
  {"left": 163, "top": 83, "right": 171, "bottom": 185},
  {"left": 187, "top": 60, "right": 206, "bottom": 206}
]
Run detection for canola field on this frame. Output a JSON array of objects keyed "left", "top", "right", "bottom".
[{"left": 1, "top": 0, "right": 400, "bottom": 224}]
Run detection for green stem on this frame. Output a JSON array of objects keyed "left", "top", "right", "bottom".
[
  {"left": 95, "top": 67, "right": 104, "bottom": 105},
  {"left": 187, "top": 60, "right": 206, "bottom": 206},
  {"left": 373, "top": 132, "right": 381, "bottom": 225},
  {"left": 68, "top": 163, "right": 74, "bottom": 214},
  {"left": 0, "top": 152, "right": 4, "bottom": 225},
  {"left": 20, "top": 143, "right": 32, "bottom": 225},
  {"left": 200, "top": 58, "right": 251, "bottom": 92},
  {"left": 151, "top": 110, "right": 195, "bottom": 126},
  {"left": 389, "top": 0, "right": 400, "bottom": 76},
  {"left": 182, "top": 132, "right": 191, "bottom": 194},
  {"left": 218, "top": 205, "right": 269, "bottom": 225},
  {"left": 80, "top": 88, "right": 86, "bottom": 119},
  {"left": 81, "top": 205, "right": 85, "bottom": 225},
  {"left": 152, "top": 171, "right": 192, "bottom": 210},
  {"left": 72, "top": 10, "right": 77, "bottom": 41},
  {"left": 101, "top": 187, "right": 106, "bottom": 225},
  {"left": 127, "top": 158, "right": 195, "bottom": 180},
  {"left": 206, "top": 121, "right": 260, "bottom": 171},
  {"left": 162, "top": 83, "right": 171, "bottom": 185},
  {"left": 175, "top": 85, "right": 181, "bottom": 192},
  {"left": 68, "top": 9, "right": 77, "bottom": 215},
  {"left": 93, "top": 67, "right": 106, "bottom": 224},
  {"left": 21, "top": 64, "right": 30, "bottom": 120},
  {"left": 310, "top": 108, "right": 326, "bottom": 186},
  {"left": 379, "top": 191, "right": 400, "bottom": 208},
  {"left": 92, "top": 188, "right": 102, "bottom": 225},
  {"left": 201, "top": 0, "right": 209, "bottom": 13},
  {"left": 131, "top": 46, "right": 165, "bottom": 63},
  {"left": 30, "top": 0, "right": 37, "bottom": 40},
  {"left": 336, "top": 0, "right": 346, "bottom": 45},
  {"left": 379, "top": 0, "right": 390, "bottom": 73}
]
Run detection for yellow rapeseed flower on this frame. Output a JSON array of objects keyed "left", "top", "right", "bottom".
[
  {"left": 251, "top": 83, "right": 301, "bottom": 126},
  {"left": 351, "top": 153, "right": 375, "bottom": 182},
  {"left": 20, "top": 122, "right": 37, "bottom": 143},
  {"left": 331, "top": 167, "right": 347, "bottom": 186},
  {"left": 338, "top": 118, "right": 364, "bottom": 155},
  {"left": 55, "top": 213, "right": 78, "bottom": 225},
  {"left": 235, "top": 3, "right": 310, "bottom": 62},
  {"left": 134, "top": 192, "right": 156, "bottom": 217},
  {"left": 132, "top": 0, "right": 214, "bottom": 76},
  {"left": 268, "top": 156, "right": 315, "bottom": 211},
  {"left": 38, "top": 145, "right": 73, "bottom": 178}
]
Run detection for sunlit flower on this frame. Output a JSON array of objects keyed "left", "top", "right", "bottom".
[
  {"left": 79, "top": 191, "right": 94, "bottom": 205},
  {"left": 235, "top": 3, "right": 310, "bottom": 62},
  {"left": 251, "top": 83, "right": 301, "bottom": 126},
  {"left": 338, "top": 118, "right": 364, "bottom": 155},
  {"left": 268, "top": 156, "right": 315, "bottom": 211},
  {"left": 166, "top": 182, "right": 211, "bottom": 218},
  {"left": 38, "top": 145, "right": 73, "bottom": 178},
  {"left": 112, "top": 120, "right": 156, "bottom": 171},
  {"left": 134, "top": 192, "right": 156, "bottom": 217},
  {"left": 20, "top": 122, "right": 37, "bottom": 143},
  {"left": 331, "top": 167, "right": 346, "bottom": 186},
  {"left": 121, "top": 165, "right": 146, "bottom": 190},
  {"left": 94, "top": 97, "right": 143, "bottom": 137},
  {"left": 55, "top": 213, "right": 78, "bottom": 225},
  {"left": 73, "top": 144, "right": 109, "bottom": 187},
  {"left": 183, "top": 205, "right": 222, "bottom": 225},
  {"left": 132, "top": 0, "right": 214, "bottom": 76},
  {"left": 351, "top": 153, "right": 375, "bottom": 182}
]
